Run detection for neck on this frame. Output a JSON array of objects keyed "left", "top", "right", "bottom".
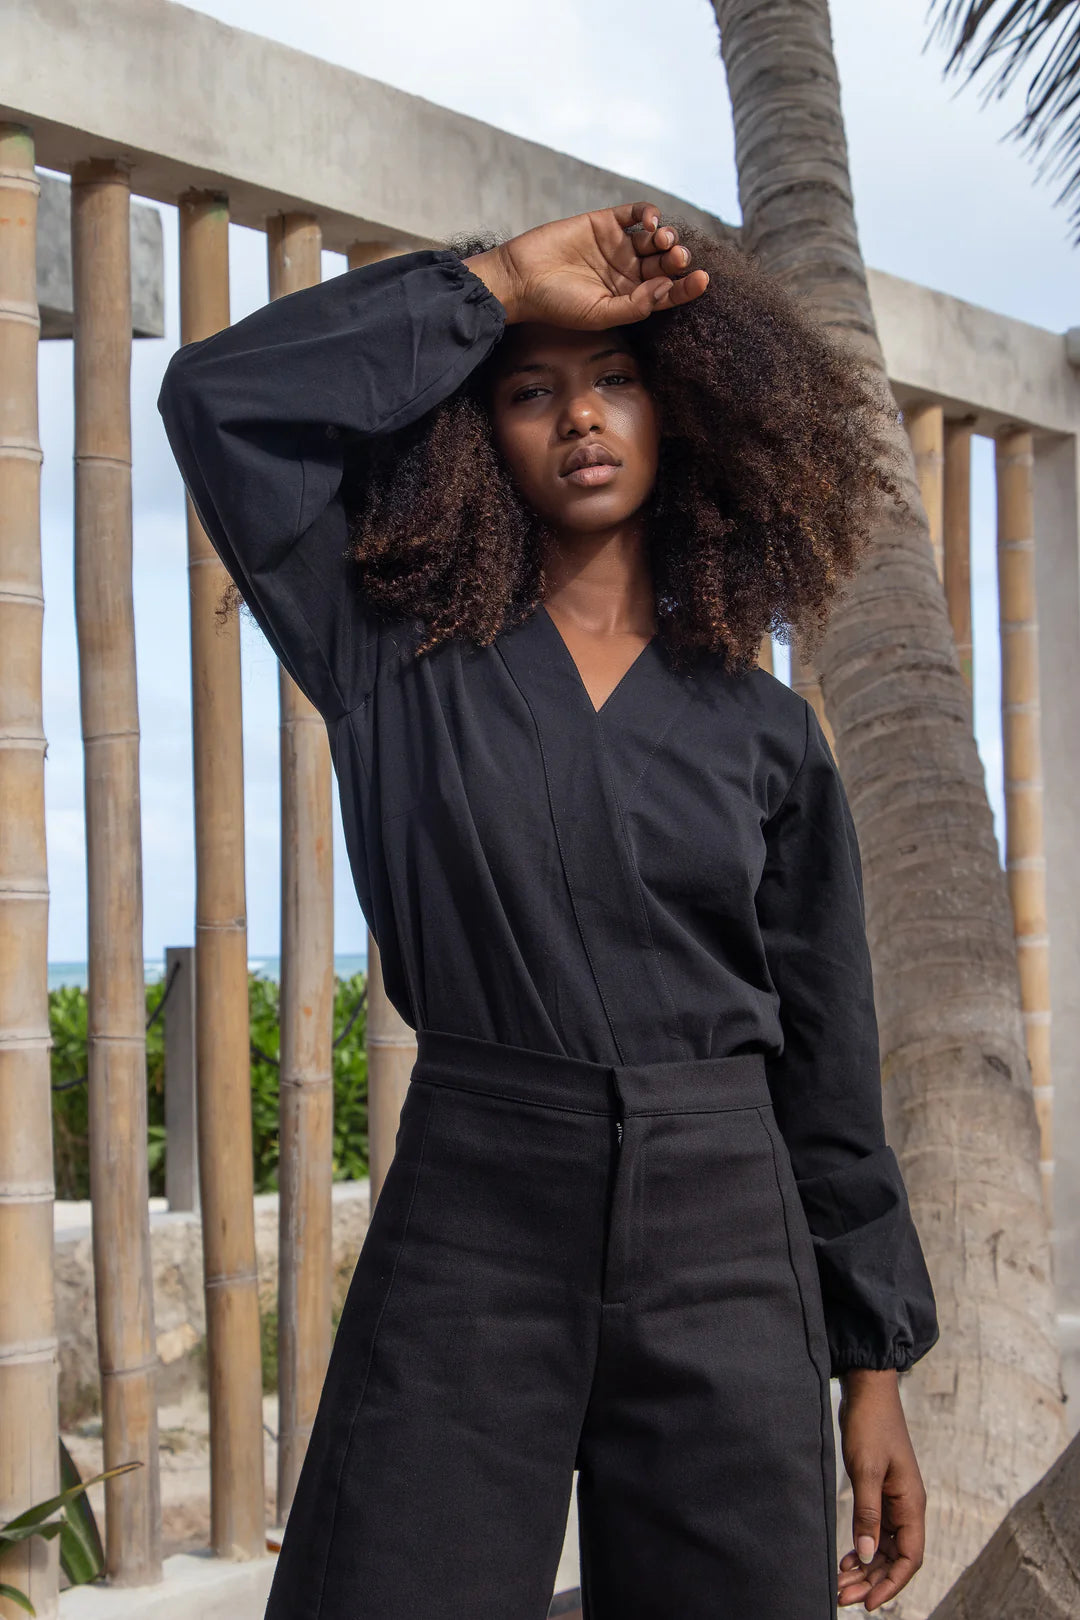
[{"left": 540, "top": 517, "right": 655, "bottom": 637}]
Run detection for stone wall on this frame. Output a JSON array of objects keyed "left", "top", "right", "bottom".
[{"left": 55, "top": 1183, "right": 371, "bottom": 1427}]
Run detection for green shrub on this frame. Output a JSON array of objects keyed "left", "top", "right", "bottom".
[{"left": 49, "top": 971, "right": 369, "bottom": 1201}]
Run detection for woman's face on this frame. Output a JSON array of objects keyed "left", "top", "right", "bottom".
[{"left": 488, "top": 323, "right": 660, "bottom": 535}]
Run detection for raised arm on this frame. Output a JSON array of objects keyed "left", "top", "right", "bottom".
[
  {"left": 156, "top": 249, "right": 507, "bottom": 718},
  {"left": 156, "top": 206, "right": 708, "bottom": 720}
]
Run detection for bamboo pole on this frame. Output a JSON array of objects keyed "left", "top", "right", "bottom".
[
  {"left": 177, "top": 189, "right": 266, "bottom": 1557},
  {"left": 365, "top": 936, "right": 418, "bottom": 1208},
  {"left": 344, "top": 241, "right": 420, "bottom": 1212},
  {"left": 996, "top": 428, "right": 1053, "bottom": 1224},
  {"left": 0, "top": 122, "right": 60, "bottom": 1620},
  {"left": 944, "top": 418, "right": 975, "bottom": 694},
  {"left": 906, "top": 402, "right": 945, "bottom": 583},
  {"left": 267, "top": 214, "right": 335, "bottom": 1523},
  {"left": 70, "top": 157, "right": 161, "bottom": 1584}
]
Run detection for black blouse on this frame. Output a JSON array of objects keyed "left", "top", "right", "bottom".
[{"left": 157, "top": 248, "right": 939, "bottom": 1379}]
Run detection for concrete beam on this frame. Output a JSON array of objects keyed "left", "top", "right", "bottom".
[
  {"left": 2, "top": 0, "right": 733, "bottom": 257},
  {"left": 869, "top": 267, "right": 1080, "bottom": 437},
  {"left": 37, "top": 170, "right": 164, "bottom": 339}
]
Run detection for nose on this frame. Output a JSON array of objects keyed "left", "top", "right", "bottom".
[{"left": 557, "top": 385, "right": 605, "bottom": 439}]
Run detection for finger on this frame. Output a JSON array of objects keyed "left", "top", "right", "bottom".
[
  {"left": 613, "top": 200, "right": 664, "bottom": 235},
  {"left": 860, "top": 1556, "right": 922, "bottom": 1611},
  {"left": 631, "top": 223, "right": 681, "bottom": 260},
  {"left": 850, "top": 1466, "right": 885, "bottom": 1570},
  {"left": 653, "top": 268, "right": 710, "bottom": 309},
  {"left": 637, "top": 243, "right": 693, "bottom": 280}
]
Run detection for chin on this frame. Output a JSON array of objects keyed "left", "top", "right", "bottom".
[{"left": 549, "top": 497, "right": 647, "bottom": 533}]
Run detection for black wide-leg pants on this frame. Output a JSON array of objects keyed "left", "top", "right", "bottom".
[{"left": 265, "top": 1029, "right": 839, "bottom": 1620}]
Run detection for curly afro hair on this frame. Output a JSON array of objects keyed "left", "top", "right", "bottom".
[{"left": 336, "top": 225, "right": 897, "bottom": 676}]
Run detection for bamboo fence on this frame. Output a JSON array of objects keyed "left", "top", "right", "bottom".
[
  {"left": 71, "top": 155, "right": 161, "bottom": 1585},
  {"left": 0, "top": 121, "right": 59, "bottom": 1620},
  {"left": 268, "top": 213, "right": 336, "bottom": 1522},
  {"left": 178, "top": 188, "right": 267, "bottom": 1557}
]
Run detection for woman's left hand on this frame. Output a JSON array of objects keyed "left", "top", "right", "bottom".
[{"left": 836, "top": 1368, "right": 927, "bottom": 1611}]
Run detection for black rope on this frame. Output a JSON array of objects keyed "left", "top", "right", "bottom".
[
  {"left": 250, "top": 986, "right": 367, "bottom": 1069},
  {"left": 51, "top": 958, "right": 184, "bottom": 1093},
  {"left": 333, "top": 986, "right": 367, "bottom": 1049},
  {"left": 53, "top": 968, "right": 367, "bottom": 1090},
  {"left": 144, "top": 957, "right": 183, "bottom": 1032}
]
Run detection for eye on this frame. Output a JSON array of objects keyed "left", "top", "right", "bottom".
[
  {"left": 597, "top": 370, "right": 637, "bottom": 387},
  {"left": 509, "top": 383, "right": 549, "bottom": 403}
]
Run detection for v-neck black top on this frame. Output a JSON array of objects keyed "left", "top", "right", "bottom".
[{"left": 157, "top": 248, "right": 939, "bottom": 1378}]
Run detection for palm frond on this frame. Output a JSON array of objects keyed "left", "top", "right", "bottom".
[{"left": 927, "top": 0, "right": 1080, "bottom": 243}]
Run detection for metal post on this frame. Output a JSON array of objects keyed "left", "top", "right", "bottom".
[{"left": 163, "top": 946, "right": 198, "bottom": 1213}]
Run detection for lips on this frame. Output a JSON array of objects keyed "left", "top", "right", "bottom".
[{"left": 560, "top": 443, "right": 621, "bottom": 477}]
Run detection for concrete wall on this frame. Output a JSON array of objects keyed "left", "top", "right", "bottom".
[
  {"left": 37, "top": 171, "right": 164, "bottom": 339},
  {"left": 54, "top": 1183, "right": 371, "bottom": 1427}
]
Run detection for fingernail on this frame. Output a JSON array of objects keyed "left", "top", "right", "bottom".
[
  {"left": 651, "top": 279, "right": 671, "bottom": 301},
  {"left": 857, "top": 1535, "right": 876, "bottom": 1564}
]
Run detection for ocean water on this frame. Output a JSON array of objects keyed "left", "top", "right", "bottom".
[{"left": 47, "top": 952, "right": 368, "bottom": 992}]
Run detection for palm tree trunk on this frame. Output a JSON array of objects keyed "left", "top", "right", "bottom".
[
  {"left": 711, "top": 2, "right": 1067, "bottom": 1611},
  {"left": 928, "top": 1430, "right": 1080, "bottom": 1618}
]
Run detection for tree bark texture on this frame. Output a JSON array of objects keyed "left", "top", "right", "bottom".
[
  {"left": 711, "top": 2, "right": 1067, "bottom": 1611},
  {"left": 929, "top": 1430, "right": 1080, "bottom": 1619}
]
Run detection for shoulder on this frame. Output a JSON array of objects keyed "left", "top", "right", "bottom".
[
  {"left": 678, "top": 651, "right": 813, "bottom": 820},
  {"left": 687, "top": 654, "right": 810, "bottom": 757}
]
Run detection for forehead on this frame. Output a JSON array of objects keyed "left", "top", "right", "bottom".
[{"left": 492, "top": 321, "right": 639, "bottom": 377}]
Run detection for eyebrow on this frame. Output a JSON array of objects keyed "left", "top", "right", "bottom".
[{"left": 500, "top": 346, "right": 636, "bottom": 379}]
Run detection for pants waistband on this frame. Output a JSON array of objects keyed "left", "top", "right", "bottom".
[{"left": 412, "top": 1028, "right": 771, "bottom": 1116}]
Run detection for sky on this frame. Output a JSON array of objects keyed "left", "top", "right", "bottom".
[{"left": 36, "top": 0, "right": 1078, "bottom": 963}]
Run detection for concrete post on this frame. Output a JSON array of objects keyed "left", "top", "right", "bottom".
[
  {"left": 906, "top": 403, "right": 945, "bottom": 582},
  {"left": 163, "top": 946, "right": 198, "bottom": 1214}
]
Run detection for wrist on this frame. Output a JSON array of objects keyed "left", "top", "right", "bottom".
[
  {"left": 838, "top": 1367, "right": 900, "bottom": 1399},
  {"left": 461, "top": 246, "right": 523, "bottom": 323}
]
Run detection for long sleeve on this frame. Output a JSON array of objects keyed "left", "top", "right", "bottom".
[
  {"left": 755, "top": 700, "right": 939, "bottom": 1376},
  {"left": 156, "top": 248, "right": 506, "bottom": 720}
]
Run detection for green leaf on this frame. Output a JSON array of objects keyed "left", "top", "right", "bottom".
[
  {"left": 0, "top": 1520, "right": 64, "bottom": 1548},
  {"left": 2, "top": 1462, "right": 140, "bottom": 1533},
  {"left": 0, "top": 1580, "right": 36, "bottom": 1615},
  {"left": 57, "top": 1439, "right": 104, "bottom": 1586}
]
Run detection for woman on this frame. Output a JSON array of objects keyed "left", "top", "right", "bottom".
[{"left": 158, "top": 201, "right": 939, "bottom": 1619}]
